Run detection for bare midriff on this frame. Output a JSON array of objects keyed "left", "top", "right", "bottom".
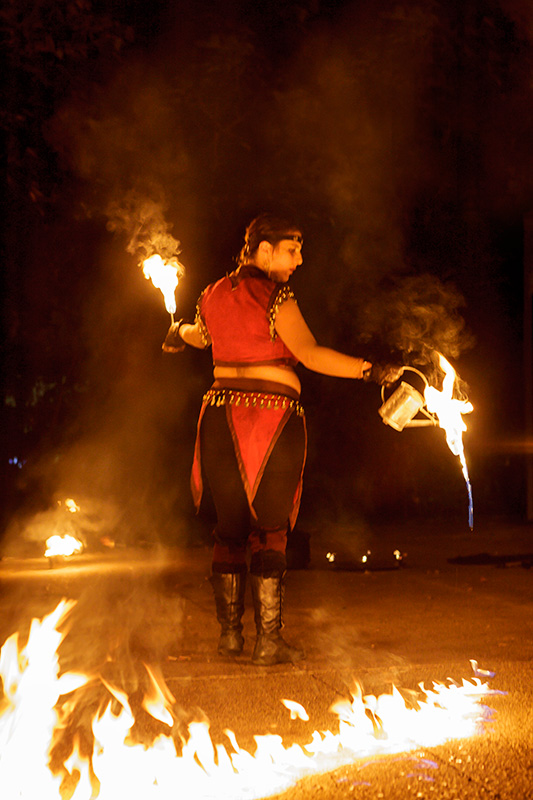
[{"left": 213, "top": 364, "right": 301, "bottom": 396}]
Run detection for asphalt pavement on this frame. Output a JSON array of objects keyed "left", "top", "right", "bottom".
[{"left": 0, "top": 514, "right": 532, "bottom": 799}]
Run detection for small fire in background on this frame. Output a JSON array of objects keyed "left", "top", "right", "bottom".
[
  {"left": 142, "top": 254, "right": 184, "bottom": 323},
  {"left": 424, "top": 353, "right": 474, "bottom": 529},
  {"left": 1, "top": 494, "right": 117, "bottom": 561},
  {"left": 0, "top": 601, "right": 502, "bottom": 799},
  {"left": 44, "top": 498, "right": 84, "bottom": 559},
  {"left": 45, "top": 535, "right": 84, "bottom": 558}
]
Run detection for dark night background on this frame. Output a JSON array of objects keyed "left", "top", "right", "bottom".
[{"left": 1, "top": 0, "right": 532, "bottom": 554}]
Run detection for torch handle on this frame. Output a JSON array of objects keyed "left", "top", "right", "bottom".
[{"left": 170, "top": 312, "right": 175, "bottom": 325}]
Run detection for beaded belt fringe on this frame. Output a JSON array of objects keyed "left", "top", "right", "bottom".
[{"left": 203, "top": 388, "right": 304, "bottom": 416}]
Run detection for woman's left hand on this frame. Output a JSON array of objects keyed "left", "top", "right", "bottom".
[{"left": 363, "top": 363, "right": 404, "bottom": 385}]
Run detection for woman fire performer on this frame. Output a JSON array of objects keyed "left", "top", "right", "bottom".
[{"left": 163, "top": 213, "right": 397, "bottom": 666}]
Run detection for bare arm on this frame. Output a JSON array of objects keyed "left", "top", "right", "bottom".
[
  {"left": 274, "top": 298, "right": 371, "bottom": 379},
  {"left": 179, "top": 322, "right": 210, "bottom": 349}
]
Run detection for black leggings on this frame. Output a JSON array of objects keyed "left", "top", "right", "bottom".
[{"left": 200, "top": 403, "right": 306, "bottom": 575}]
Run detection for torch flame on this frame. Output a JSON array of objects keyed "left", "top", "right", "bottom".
[
  {"left": 0, "top": 601, "right": 500, "bottom": 800},
  {"left": 424, "top": 353, "right": 474, "bottom": 527},
  {"left": 142, "top": 254, "right": 182, "bottom": 315}
]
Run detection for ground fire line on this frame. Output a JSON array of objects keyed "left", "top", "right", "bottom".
[{"left": 0, "top": 599, "right": 501, "bottom": 800}]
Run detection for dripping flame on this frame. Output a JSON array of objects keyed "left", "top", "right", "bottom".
[{"left": 425, "top": 353, "right": 474, "bottom": 527}]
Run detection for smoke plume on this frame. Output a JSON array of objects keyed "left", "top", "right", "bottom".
[
  {"left": 106, "top": 189, "right": 182, "bottom": 264},
  {"left": 47, "top": 59, "right": 190, "bottom": 264},
  {"left": 359, "top": 273, "right": 475, "bottom": 369}
]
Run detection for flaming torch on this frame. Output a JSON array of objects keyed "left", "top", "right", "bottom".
[
  {"left": 424, "top": 353, "right": 474, "bottom": 529},
  {"left": 142, "top": 254, "right": 184, "bottom": 323}
]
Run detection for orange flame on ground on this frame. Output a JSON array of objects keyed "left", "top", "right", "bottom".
[
  {"left": 142, "top": 255, "right": 183, "bottom": 315},
  {"left": 0, "top": 602, "right": 497, "bottom": 799},
  {"left": 45, "top": 535, "right": 84, "bottom": 558}
]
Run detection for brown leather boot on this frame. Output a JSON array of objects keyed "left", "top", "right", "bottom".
[
  {"left": 210, "top": 572, "right": 246, "bottom": 656},
  {"left": 250, "top": 572, "right": 305, "bottom": 666}
]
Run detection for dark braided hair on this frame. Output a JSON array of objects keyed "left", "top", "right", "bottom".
[{"left": 237, "top": 213, "right": 303, "bottom": 266}]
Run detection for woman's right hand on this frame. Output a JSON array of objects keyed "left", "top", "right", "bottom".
[{"left": 162, "top": 321, "right": 185, "bottom": 353}]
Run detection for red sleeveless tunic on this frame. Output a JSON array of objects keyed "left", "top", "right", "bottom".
[
  {"left": 196, "top": 265, "right": 298, "bottom": 367},
  {"left": 191, "top": 266, "right": 306, "bottom": 528}
]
